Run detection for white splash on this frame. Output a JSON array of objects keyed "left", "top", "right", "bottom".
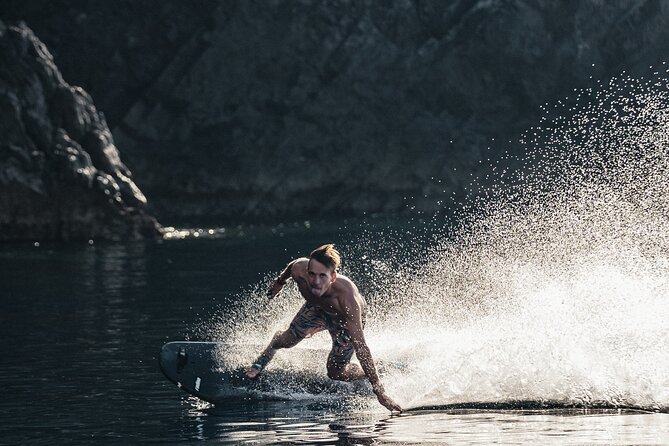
[
  {"left": 365, "top": 68, "right": 669, "bottom": 412},
  {"left": 207, "top": 69, "right": 669, "bottom": 412}
]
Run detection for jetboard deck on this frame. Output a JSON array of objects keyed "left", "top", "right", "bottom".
[
  {"left": 160, "top": 341, "right": 408, "bottom": 404},
  {"left": 159, "top": 341, "right": 276, "bottom": 404},
  {"left": 159, "top": 341, "right": 334, "bottom": 403}
]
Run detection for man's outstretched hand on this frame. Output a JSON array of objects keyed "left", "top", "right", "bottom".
[
  {"left": 376, "top": 390, "right": 402, "bottom": 413},
  {"left": 245, "top": 366, "right": 261, "bottom": 380},
  {"left": 266, "top": 279, "right": 284, "bottom": 299}
]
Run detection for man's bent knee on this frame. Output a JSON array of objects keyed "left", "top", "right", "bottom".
[
  {"left": 327, "top": 367, "right": 343, "bottom": 381},
  {"left": 327, "top": 363, "right": 350, "bottom": 381},
  {"left": 327, "top": 362, "right": 364, "bottom": 382}
]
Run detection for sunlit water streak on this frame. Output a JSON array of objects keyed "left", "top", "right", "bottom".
[{"left": 205, "top": 68, "right": 669, "bottom": 414}]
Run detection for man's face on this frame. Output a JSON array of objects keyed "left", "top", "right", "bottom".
[{"left": 307, "top": 258, "right": 336, "bottom": 297}]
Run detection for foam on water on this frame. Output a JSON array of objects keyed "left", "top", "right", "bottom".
[{"left": 207, "top": 69, "right": 669, "bottom": 412}]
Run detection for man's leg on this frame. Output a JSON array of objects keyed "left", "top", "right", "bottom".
[
  {"left": 246, "top": 303, "right": 325, "bottom": 379},
  {"left": 246, "top": 329, "right": 301, "bottom": 379},
  {"left": 326, "top": 333, "right": 365, "bottom": 381},
  {"left": 327, "top": 359, "right": 365, "bottom": 382}
]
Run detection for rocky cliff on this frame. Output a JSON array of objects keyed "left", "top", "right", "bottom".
[
  {"left": 2, "top": 0, "right": 669, "bottom": 228},
  {"left": 0, "top": 21, "right": 162, "bottom": 241}
]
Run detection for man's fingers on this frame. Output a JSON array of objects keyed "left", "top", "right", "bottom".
[
  {"left": 377, "top": 393, "right": 402, "bottom": 413},
  {"left": 267, "top": 285, "right": 281, "bottom": 299}
]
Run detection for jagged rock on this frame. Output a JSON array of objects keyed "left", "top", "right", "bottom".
[
  {"left": 0, "top": 21, "right": 162, "bottom": 241},
  {"left": 4, "top": 1, "right": 669, "bottom": 224}
]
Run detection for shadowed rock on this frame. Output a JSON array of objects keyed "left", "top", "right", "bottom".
[
  {"left": 5, "top": 1, "right": 669, "bottom": 224},
  {"left": 0, "top": 21, "right": 162, "bottom": 241}
]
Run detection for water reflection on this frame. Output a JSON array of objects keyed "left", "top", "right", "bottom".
[
  {"left": 181, "top": 401, "right": 386, "bottom": 445},
  {"left": 79, "top": 242, "right": 148, "bottom": 296},
  {"left": 3, "top": 235, "right": 668, "bottom": 444},
  {"left": 380, "top": 410, "right": 669, "bottom": 445},
  {"left": 176, "top": 401, "right": 669, "bottom": 445}
]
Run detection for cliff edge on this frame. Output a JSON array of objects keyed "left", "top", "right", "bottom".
[{"left": 0, "top": 21, "right": 162, "bottom": 241}]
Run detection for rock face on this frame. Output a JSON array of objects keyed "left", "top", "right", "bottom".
[
  {"left": 0, "top": 21, "right": 162, "bottom": 241},
  {"left": 3, "top": 1, "right": 669, "bottom": 225}
]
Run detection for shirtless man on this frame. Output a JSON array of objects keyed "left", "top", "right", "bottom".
[{"left": 246, "top": 244, "right": 402, "bottom": 413}]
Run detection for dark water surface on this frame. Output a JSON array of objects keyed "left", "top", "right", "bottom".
[{"left": 1, "top": 228, "right": 668, "bottom": 445}]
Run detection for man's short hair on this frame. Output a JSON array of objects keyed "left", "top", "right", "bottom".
[{"left": 309, "top": 244, "right": 341, "bottom": 272}]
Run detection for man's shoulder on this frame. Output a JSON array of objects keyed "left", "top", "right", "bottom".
[
  {"left": 333, "top": 280, "right": 364, "bottom": 317},
  {"left": 294, "top": 257, "right": 309, "bottom": 267},
  {"left": 335, "top": 273, "right": 356, "bottom": 287},
  {"left": 334, "top": 275, "right": 360, "bottom": 297},
  {"left": 291, "top": 258, "right": 309, "bottom": 274}
]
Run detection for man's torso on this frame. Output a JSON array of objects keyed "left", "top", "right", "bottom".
[{"left": 291, "top": 259, "right": 366, "bottom": 327}]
